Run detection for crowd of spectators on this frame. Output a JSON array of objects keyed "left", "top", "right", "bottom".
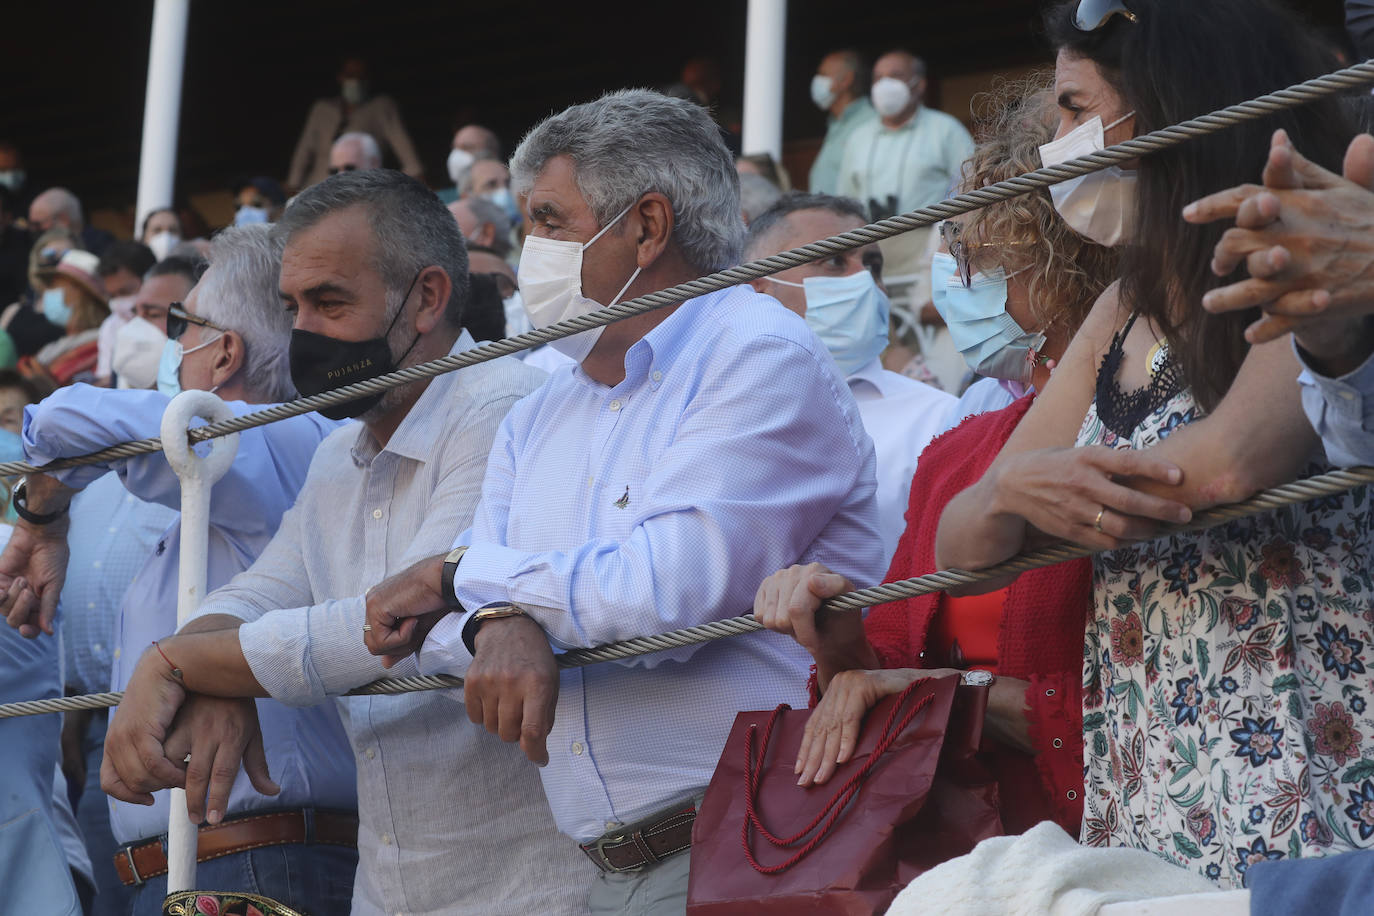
[{"left": 4, "top": 1, "right": 1374, "bottom": 914}]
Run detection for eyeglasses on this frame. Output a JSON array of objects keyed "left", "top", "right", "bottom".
[
  {"left": 1074, "top": 0, "right": 1137, "bottom": 32},
  {"left": 939, "top": 222, "right": 1033, "bottom": 289},
  {"left": 328, "top": 164, "right": 359, "bottom": 175},
  {"left": 166, "top": 303, "right": 228, "bottom": 342}
]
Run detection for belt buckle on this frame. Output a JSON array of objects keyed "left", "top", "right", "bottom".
[
  {"left": 123, "top": 846, "right": 143, "bottom": 886},
  {"left": 589, "top": 832, "right": 634, "bottom": 873}
]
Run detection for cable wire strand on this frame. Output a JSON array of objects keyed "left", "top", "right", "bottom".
[
  {"left": 1, "top": 59, "right": 1372, "bottom": 479},
  {"left": 5, "top": 464, "right": 1369, "bottom": 718}
]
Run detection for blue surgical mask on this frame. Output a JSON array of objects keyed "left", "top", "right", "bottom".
[
  {"left": 0, "top": 428, "right": 24, "bottom": 465},
  {"left": 484, "top": 187, "right": 521, "bottom": 224},
  {"left": 771, "top": 270, "right": 890, "bottom": 376},
  {"left": 930, "top": 251, "right": 1044, "bottom": 385},
  {"left": 235, "top": 206, "right": 269, "bottom": 227},
  {"left": 156, "top": 333, "right": 222, "bottom": 398},
  {"left": 42, "top": 288, "right": 71, "bottom": 328}
]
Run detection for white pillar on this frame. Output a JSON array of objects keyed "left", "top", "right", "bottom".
[
  {"left": 134, "top": 0, "right": 189, "bottom": 234},
  {"left": 159, "top": 391, "right": 240, "bottom": 893},
  {"left": 741, "top": 0, "right": 787, "bottom": 161}
]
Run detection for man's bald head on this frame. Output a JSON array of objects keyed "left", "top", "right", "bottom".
[
  {"left": 29, "top": 187, "right": 83, "bottom": 235},
  {"left": 453, "top": 124, "right": 501, "bottom": 159}
]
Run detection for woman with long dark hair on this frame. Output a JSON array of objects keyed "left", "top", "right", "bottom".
[{"left": 937, "top": 0, "right": 1373, "bottom": 886}]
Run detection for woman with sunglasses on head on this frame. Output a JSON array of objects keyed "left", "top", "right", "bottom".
[
  {"left": 937, "top": 0, "right": 1374, "bottom": 886},
  {"left": 754, "top": 77, "right": 1120, "bottom": 839}
]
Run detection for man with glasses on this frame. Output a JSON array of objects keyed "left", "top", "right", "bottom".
[
  {"left": 0, "top": 224, "right": 358, "bottom": 915},
  {"left": 328, "top": 132, "right": 383, "bottom": 177}
]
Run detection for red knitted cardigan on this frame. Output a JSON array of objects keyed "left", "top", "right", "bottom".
[{"left": 865, "top": 393, "right": 1092, "bottom": 833}]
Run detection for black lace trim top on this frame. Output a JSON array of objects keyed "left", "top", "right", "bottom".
[{"left": 1094, "top": 311, "right": 1186, "bottom": 439}]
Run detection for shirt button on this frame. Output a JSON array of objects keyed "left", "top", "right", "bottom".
[
  {"left": 92, "top": 561, "right": 101, "bottom": 569},
  {"left": 381, "top": 833, "right": 392, "bottom": 846},
  {"left": 1341, "top": 390, "right": 1357, "bottom": 401},
  {"left": 93, "top": 642, "right": 103, "bottom": 653},
  {"left": 87, "top": 602, "right": 95, "bottom": 610},
  {"left": 572, "top": 741, "right": 585, "bottom": 756},
  {"left": 609, "top": 400, "right": 622, "bottom": 412},
  {"left": 1052, "top": 738, "right": 1063, "bottom": 749},
  {"left": 606, "top": 820, "right": 621, "bottom": 832},
  {"left": 107, "top": 526, "right": 117, "bottom": 534},
  {"left": 372, "top": 508, "right": 383, "bottom": 520},
  {"left": 113, "top": 647, "right": 121, "bottom": 659},
  {"left": 651, "top": 371, "right": 662, "bottom": 382},
  {"left": 365, "top": 748, "right": 376, "bottom": 760}
]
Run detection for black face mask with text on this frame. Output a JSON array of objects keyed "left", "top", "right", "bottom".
[{"left": 288, "top": 273, "right": 421, "bottom": 421}]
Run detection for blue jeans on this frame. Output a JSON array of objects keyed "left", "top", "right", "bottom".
[
  {"left": 79, "top": 712, "right": 136, "bottom": 916},
  {"left": 129, "top": 840, "right": 357, "bottom": 916}
]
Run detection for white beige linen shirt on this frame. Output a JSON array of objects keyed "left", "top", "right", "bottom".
[{"left": 200, "top": 333, "right": 592, "bottom": 916}]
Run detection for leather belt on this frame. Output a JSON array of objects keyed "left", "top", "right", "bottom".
[
  {"left": 581, "top": 803, "right": 697, "bottom": 874},
  {"left": 113, "top": 809, "right": 358, "bottom": 887}
]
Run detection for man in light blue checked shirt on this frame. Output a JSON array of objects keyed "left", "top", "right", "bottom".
[{"left": 363, "top": 90, "right": 888, "bottom": 914}]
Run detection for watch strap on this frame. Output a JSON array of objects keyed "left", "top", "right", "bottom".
[
  {"left": 461, "top": 603, "right": 527, "bottom": 656},
  {"left": 440, "top": 546, "right": 468, "bottom": 609},
  {"left": 11, "top": 479, "right": 68, "bottom": 526}
]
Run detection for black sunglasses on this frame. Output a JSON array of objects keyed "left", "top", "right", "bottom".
[
  {"left": 1074, "top": 0, "right": 1137, "bottom": 31},
  {"left": 166, "top": 303, "right": 227, "bottom": 342}
]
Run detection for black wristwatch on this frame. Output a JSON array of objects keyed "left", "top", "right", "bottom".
[
  {"left": 440, "top": 546, "right": 468, "bottom": 609},
  {"left": 11, "top": 479, "right": 68, "bottom": 526}
]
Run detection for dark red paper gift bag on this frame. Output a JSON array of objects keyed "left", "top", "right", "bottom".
[{"left": 687, "top": 675, "right": 1004, "bottom": 915}]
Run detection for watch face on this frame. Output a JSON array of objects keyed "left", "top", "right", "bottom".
[{"left": 962, "top": 670, "right": 994, "bottom": 687}]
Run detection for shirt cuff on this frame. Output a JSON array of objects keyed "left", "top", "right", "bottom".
[
  {"left": 452, "top": 542, "right": 529, "bottom": 610},
  {"left": 416, "top": 611, "right": 478, "bottom": 678},
  {"left": 238, "top": 598, "right": 391, "bottom": 705},
  {"left": 1294, "top": 336, "right": 1374, "bottom": 420}
]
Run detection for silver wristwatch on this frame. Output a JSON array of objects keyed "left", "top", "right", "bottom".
[{"left": 960, "top": 669, "right": 995, "bottom": 688}]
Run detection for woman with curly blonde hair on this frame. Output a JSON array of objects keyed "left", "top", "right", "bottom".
[
  {"left": 753, "top": 75, "right": 1119, "bottom": 837},
  {"left": 939, "top": 74, "right": 1120, "bottom": 417}
]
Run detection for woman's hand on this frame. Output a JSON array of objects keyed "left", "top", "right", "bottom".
[
  {"left": 796, "top": 668, "right": 958, "bottom": 787},
  {"left": 992, "top": 445, "right": 1192, "bottom": 551},
  {"left": 753, "top": 563, "right": 877, "bottom": 689}
]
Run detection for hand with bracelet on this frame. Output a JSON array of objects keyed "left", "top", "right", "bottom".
[{"left": 0, "top": 473, "right": 77, "bottom": 638}]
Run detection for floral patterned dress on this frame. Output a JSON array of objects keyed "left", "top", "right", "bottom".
[{"left": 1076, "top": 354, "right": 1374, "bottom": 888}]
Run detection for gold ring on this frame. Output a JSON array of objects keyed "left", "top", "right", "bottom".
[
  {"left": 362, "top": 624, "right": 372, "bottom": 632},
  {"left": 1094, "top": 508, "right": 1106, "bottom": 533}
]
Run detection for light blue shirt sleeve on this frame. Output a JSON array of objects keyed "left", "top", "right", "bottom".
[
  {"left": 422, "top": 329, "right": 883, "bottom": 677},
  {"left": 1294, "top": 339, "right": 1374, "bottom": 468},
  {"left": 23, "top": 384, "right": 339, "bottom": 541}
]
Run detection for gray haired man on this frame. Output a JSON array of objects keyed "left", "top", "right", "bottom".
[
  {"left": 363, "top": 89, "right": 886, "bottom": 913},
  {"left": 101, "top": 170, "right": 590, "bottom": 915},
  {"left": 330, "top": 131, "right": 383, "bottom": 175},
  {"left": 0, "top": 224, "right": 358, "bottom": 914}
]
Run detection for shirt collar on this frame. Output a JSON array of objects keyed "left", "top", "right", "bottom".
[
  {"left": 350, "top": 329, "right": 477, "bottom": 466},
  {"left": 846, "top": 356, "right": 902, "bottom": 398},
  {"left": 572, "top": 288, "right": 725, "bottom": 394}
]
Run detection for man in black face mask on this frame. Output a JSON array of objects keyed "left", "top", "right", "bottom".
[{"left": 102, "top": 170, "right": 592, "bottom": 915}]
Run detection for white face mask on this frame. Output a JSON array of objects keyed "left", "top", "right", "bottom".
[
  {"left": 447, "top": 147, "right": 476, "bottom": 185},
  {"left": 870, "top": 77, "right": 914, "bottom": 118},
  {"left": 1037, "top": 112, "right": 1137, "bottom": 248},
  {"left": 517, "top": 200, "right": 641, "bottom": 363},
  {"left": 810, "top": 74, "right": 836, "bottom": 111},
  {"left": 148, "top": 230, "right": 180, "bottom": 261},
  {"left": 112, "top": 316, "right": 167, "bottom": 390}
]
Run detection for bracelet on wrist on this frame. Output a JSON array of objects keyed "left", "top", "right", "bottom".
[{"left": 151, "top": 640, "right": 185, "bottom": 681}]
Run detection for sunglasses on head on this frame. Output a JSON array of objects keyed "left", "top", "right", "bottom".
[
  {"left": 1074, "top": 0, "right": 1138, "bottom": 31},
  {"left": 166, "top": 303, "right": 227, "bottom": 341}
]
